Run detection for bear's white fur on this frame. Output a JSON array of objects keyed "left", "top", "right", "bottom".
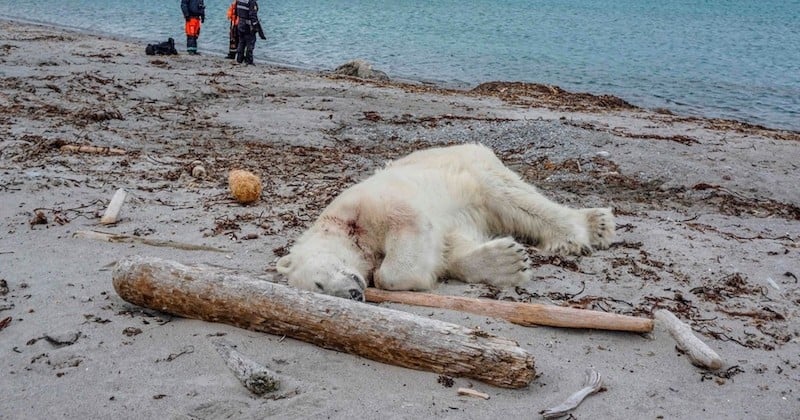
[{"left": 277, "top": 144, "right": 614, "bottom": 300}]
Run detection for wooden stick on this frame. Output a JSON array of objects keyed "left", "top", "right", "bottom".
[
  {"left": 213, "top": 340, "right": 280, "bottom": 395},
  {"left": 112, "top": 256, "right": 536, "bottom": 389},
  {"left": 365, "top": 288, "right": 653, "bottom": 333},
  {"left": 60, "top": 144, "right": 126, "bottom": 155},
  {"left": 100, "top": 188, "right": 127, "bottom": 225},
  {"left": 457, "top": 388, "right": 490, "bottom": 400},
  {"left": 74, "top": 230, "right": 229, "bottom": 253},
  {"left": 654, "top": 309, "right": 723, "bottom": 370}
]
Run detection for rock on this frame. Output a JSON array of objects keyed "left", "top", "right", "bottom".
[{"left": 333, "top": 60, "right": 389, "bottom": 81}]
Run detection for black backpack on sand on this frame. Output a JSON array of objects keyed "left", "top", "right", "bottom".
[{"left": 145, "top": 38, "right": 178, "bottom": 56}]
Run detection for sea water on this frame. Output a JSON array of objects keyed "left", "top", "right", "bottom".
[{"left": 1, "top": 0, "right": 798, "bottom": 130}]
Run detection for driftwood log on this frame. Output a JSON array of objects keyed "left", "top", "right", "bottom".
[
  {"left": 60, "top": 144, "right": 126, "bottom": 155},
  {"left": 112, "top": 256, "right": 536, "bottom": 389},
  {"left": 212, "top": 340, "right": 281, "bottom": 395},
  {"left": 74, "top": 230, "right": 228, "bottom": 252},
  {"left": 654, "top": 309, "right": 723, "bottom": 370},
  {"left": 366, "top": 288, "right": 654, "bottom": 333}
]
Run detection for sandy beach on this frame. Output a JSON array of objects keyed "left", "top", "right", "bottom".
[{"left": 1, "top": 19, "right": 798, "bottom": 419}]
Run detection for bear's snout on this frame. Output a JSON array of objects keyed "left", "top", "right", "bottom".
[
  {"left": 346, "top": 273, "right": 366, "bottom": 301},
  {"left": 348, "top": 288, "right": 364, "bottom": 301}
]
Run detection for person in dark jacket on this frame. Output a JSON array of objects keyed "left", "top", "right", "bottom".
[
  {"left": 180, "top": 0, "right": 206, "bottom": 55},
  {"left": 235, "top": 0, "right": 265, "bottom": 65}
]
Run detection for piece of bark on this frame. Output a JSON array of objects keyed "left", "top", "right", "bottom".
[
  {"left": 60, "top": 144, "right": 126, "bottom": 155},
  {"left": 654, "top": 309, "right": 723, "bottom": 370},
  {"left": 100, "top": 188, "right": 127, "bottom": 225},
  {"left": 213, "top": 340, "right": 280, "bottom": 395},
  {"left": 112, "top": 256, "right": 536, "bottom": 389},
  {"left": 74, "top": 230, "right": 228, "bottom": 253},
  {"left": 29, "top": 210, "right": 47, "bottom": 226},
  {"left": 0, "top": 316, "right": 11, "bottom": 332},
  {"left": 365, "top": 288, "right": 653, "bottom": 333}
]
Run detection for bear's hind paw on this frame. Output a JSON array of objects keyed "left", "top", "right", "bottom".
[
  {"left": 452, "top": 237, "right": 533, "bottom": 287},
  {"left": 541, "top": 239, "right": 594, "bottom": 257},
  {"left": 583, "top": 207, "right": 615, "bottom": 250}
]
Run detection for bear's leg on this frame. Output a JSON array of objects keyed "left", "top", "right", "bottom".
[
  {"left": 444, "top": 227, "right": 533, "bottom": 287},
  {"left": 483, "top": 169, "right": 614, "bottom": 256},
  {"left": 373, "top": 220, "right": 444, "bottom": 291}
]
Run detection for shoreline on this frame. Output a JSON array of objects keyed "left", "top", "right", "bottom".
[
  {"left": 1, "top": 19, "right": 799, "bottom": 419},
  {"left": 3, "top": 16, "right": 797, "bottom": 136}
]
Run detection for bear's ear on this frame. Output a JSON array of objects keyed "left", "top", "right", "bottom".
[{"left": 276, "top": 255, "right": 293, "bottom": 274}]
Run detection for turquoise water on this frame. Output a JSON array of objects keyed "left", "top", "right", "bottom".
[{"left": 1, "top": 0, "right": 798, "bottom": 130}]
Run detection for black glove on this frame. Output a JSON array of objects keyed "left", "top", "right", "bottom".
[
  {"left": 200, "top": 15, "right": 205, "bottom": 23},
  {"left": 184, "top": 16, "right": 190, "bottom": 22},
  {"left": 254, "top": 22, "right": 266, "bottom": 40}
]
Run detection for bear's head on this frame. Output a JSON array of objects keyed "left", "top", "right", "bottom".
[{"left": 276, "top": 237, "right": 368, "bottom": 301}]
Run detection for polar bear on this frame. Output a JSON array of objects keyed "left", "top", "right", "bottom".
[{"left": 277, "top": 143, "right": 614, "bottom": 300}]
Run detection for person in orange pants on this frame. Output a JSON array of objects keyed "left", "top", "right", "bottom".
[
  {"left": 181, "top": 0, "right": 205, "bottom": 54},
  {"left": 226, "top": 0, "right": 239, "bottom": 59}
]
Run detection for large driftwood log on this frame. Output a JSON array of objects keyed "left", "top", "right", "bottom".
[
  {"left": 112, "top": 256, "right": 536, "bottom": 389},
  {"left": 366, "top": 288, "right": 654, "bottom": 333}
]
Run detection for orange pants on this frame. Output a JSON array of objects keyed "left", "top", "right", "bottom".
[{"left": 185, "top": 17, "right": 201, "bottom": 37}]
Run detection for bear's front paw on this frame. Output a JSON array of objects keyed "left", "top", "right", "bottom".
[{"left": 540, "top": 208, "right": 615, "bottom": 256}]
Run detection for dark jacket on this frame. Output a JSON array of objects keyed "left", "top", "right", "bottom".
[
  {"left": 235, "top": 0, "right": 259, "bottom": 27},
  {"left": 181, "top": 0, "right": 205, "bottom": 19}
]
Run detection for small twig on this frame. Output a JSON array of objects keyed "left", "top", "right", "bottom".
[
  {"left": 684, "top": 222, "right": 793, "bottom": 242},
  {"left": 541, "top": 369, "right": 603, "bottom": 419},
  {"left": 156, "top": 346, "right": 194, "bottom": 363},
  {"left": 33, "top": 199, "right": 106, "bottom": 214},
  {"left": 60, "top": 144, "right": 126, "bottom": 155},
  {"left": 565, "top": 281, "right": 586, "bottom": 299},
  {"left": 32, "top": 199, "right": 106, "bottom": 223},
  {"left": 677, "top": 214, "right": 700, "bottom": 223},
  {"left": 144, "top": 154, "right": 169, "bottom": 165},
  {"left": 457, "top": 388, "right": 490, "bottom": 400}
]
